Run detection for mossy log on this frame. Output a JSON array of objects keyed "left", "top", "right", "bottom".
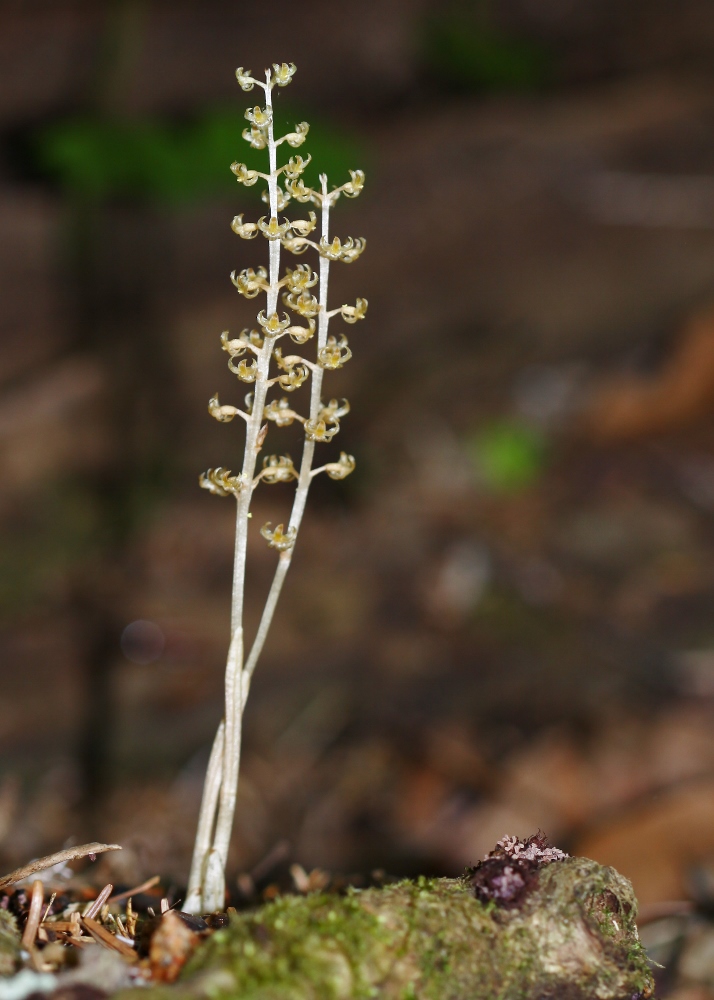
[{"left": 134, "top": 857, "right": 653, "bottom": 1000}]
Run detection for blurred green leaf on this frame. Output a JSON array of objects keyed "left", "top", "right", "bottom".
[
  {"left": 34, "top": 107, "right": 367, "bottom": 205},
  {"left": 423, "top": 9, "right": 552, "bottom": 92},
  {"left": 0, "top": 485, "right": 99, "bottom": 618},
  {"left": 468, "top": 420, "right": 546, "bottom": 492}
]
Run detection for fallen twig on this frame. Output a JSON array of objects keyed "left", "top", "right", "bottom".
[
  {"left": 83, "top": 883, "right": 113, "bottom": 919},
  {"left": 82, "top": 916, "right": 137, "bottom": 961},
  {"left": 0, "top": 843, "right": 122, "bottom": 889},
  {"left": 41, "top": 892, "right": 56, "bottom": 924}
]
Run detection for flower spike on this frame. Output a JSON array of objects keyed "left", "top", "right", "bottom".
[{"left": 188, "top": 59, "right": 368, "bottom": 918}]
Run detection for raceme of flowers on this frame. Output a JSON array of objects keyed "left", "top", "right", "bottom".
[
  {"left": 186, "top": 62, "right": 367, "bottom": 915},
  {"left": 199, "top": 63, "right": 366, "bottom": 553}
]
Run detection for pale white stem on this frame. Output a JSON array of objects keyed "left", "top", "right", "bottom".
[
  {"left": 184, "top": 720, "right": 224, "bottom": 914},
  {"left": 202, "top": 69, "right": 281, "bottom": 912}
]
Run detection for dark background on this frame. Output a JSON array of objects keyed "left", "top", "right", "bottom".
[{"left": 4, "top": 0, "right": 714, "bottom": 925}]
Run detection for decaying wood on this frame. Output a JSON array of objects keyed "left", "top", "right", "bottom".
[
  {"left": 126, "top": 857, "right": 654, "bottom": 1000},
  {"left": 0, "top": 843, "right": 122, "bottom": 889}
]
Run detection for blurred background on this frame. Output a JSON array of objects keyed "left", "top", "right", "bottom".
[{"left": 7, "top": 0, "right": 714, "bottom": 991}]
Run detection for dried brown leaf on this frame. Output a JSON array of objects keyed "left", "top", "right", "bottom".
[{"left": 149, "top": 910, "right": 199, "bottom": 983}]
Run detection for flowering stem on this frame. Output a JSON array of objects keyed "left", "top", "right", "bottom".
[
  {"left": 189, "top": 70, "right": 282, "bottom": 914},
  {"left": 186, "top": 62, "right": 363, "bottom": 913}
]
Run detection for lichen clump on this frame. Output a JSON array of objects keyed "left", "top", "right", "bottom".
[{"left": 129, "top": 854, "right": 653, "bottom": 1000}]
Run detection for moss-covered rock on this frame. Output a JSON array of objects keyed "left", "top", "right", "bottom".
[{"left": 128, "top": 857, "right": 653, "bottom": 999}]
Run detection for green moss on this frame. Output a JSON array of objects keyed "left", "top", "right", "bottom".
[
  {"left": 184, "top": 890, "right": 395, "bottom": 999},
  {"left": 0, "top": 910, "right": 20, "bottom": 977},
  {"left": 121, "top": 859, "right": 653, "bottom": 1000}
]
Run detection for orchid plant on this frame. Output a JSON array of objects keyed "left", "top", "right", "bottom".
[{"left": 184, "top": 62, "right": 367, "bottom": 914}]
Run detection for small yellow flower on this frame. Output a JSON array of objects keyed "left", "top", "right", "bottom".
[
  {"left": 257, "top": 455, "right": 298, "bottom": 484},
  {"left": 318, "top": 335, "right": 352, "bottom": 369},
  {"left": 231, "top": 267, "right": 268, "bottom": 298},
  {"left": 235, "top": 67, "right": 257, "bottom": 91},
  {"left": 324, "top": 453, "right": 356, "bottom": 480},
  {"left": 318, "top": 235, "right": 366, "bottom": 263},
  {"left": 271, "top": 63, "right": 297, "bottom": 88},
  {"left": 260, "top": 522, "right": 297, "bottom": 550},
  {"left": 199, "top": 467, "right": 245, "bottom": 497},
  {"left": 230, "top": 214, "right": 259, "bottom": 239}
]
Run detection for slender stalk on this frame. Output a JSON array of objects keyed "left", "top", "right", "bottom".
[
  {"left": 186, "top": 62, "right": 364, "bottom": 912},
  {"left": 199, "top": 71, "right": 281, "bottom": 913},
  {"left": 184, "top": 720, "right": 224, "bottom": 913}
]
